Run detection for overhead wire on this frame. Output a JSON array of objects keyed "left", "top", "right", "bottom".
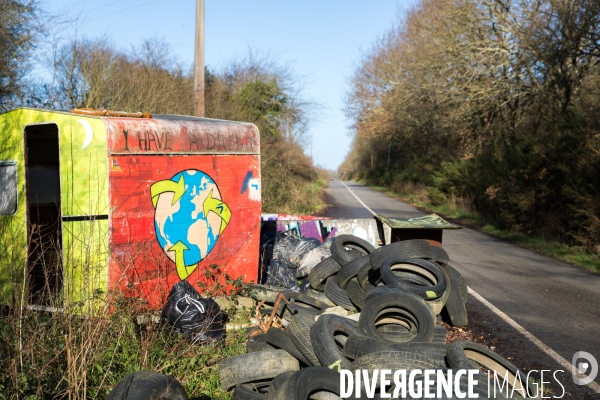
[
  {"left": 87, "top": 0, "right": 163, "bottom": 22},
  {"left": 57, "top": 0, "right": 98, "bottom": 8},
  {"left": 85, "top": 0, "right": 126, "bottom": 14}
]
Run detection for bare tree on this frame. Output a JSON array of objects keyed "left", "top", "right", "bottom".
[
  {"left": 343, "top": 0, "right": 600, "bottom": 248},
  {"left": 0, "top": 0, "right": 42, "bottom": 109},
  {"left": 46, "top": 37, "right": 194, "bottom": 114}
]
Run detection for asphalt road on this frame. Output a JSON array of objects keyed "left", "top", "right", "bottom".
[{"left": 318, "top": 179, "right": 600, "bottom": 396}]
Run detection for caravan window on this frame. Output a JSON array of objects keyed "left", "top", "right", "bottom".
[{"left": 0, "top": 161, "right": 17, "bottom": 215}]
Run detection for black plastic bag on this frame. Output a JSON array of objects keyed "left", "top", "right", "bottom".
[
  {"left": 272, "top": 231, "right": 320, "bottom": 269},
  {"left": 263, "top": 231, "right": 321, "bottom": 290},
  {"left": 264, "top": 257, "right": 299, "bottom": 290},
  {"left": 160, "top": 281, "right": 225, "bottom": 343}
]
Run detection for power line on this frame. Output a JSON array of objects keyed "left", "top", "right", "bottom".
[
  {"left": 60, "top": 0, "right": 98, "bottom": 8},
  {"left": 88, "top": 0, "right": 163, "bottom": 22},
  {"left": 86, "top": 0, "right": 126, "bottom": 14}
]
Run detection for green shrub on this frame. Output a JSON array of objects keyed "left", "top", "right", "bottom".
[{"left": 427, "top": 186, "right": 446, "bottom": 206}]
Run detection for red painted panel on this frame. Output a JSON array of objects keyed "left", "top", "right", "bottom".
[
  {"left": 104, "top": 118, "right": 260, "bottom": 155},
  {"left": 108, "top": 154, "right": 261, "bottom": 309}
]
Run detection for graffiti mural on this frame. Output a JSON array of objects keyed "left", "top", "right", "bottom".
[
  {"left": 107, "top": 154, "right": 261, "bottom": 309},
  {"left": 240, "top": 171, "right": 261, "bottom": 201},
  {"left": 102, "top": 117, "right": 261, "bottom": 309},
  {"left": 151, "top": 170, "right": 231, "bottom": 280}
]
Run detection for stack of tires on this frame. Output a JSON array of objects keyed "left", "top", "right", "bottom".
[
  {"left": 308, "top": 236, "right": 468, "bottom": 328},
  {"left": 218, "top": 236, "right": 533, "bottom": 399}
]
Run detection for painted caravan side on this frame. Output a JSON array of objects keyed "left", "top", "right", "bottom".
[
  {"left": 104, "top": 117, "right": 261, "bottom": 309},
  {"left": 0, "top": 108, "right": 109, "bottom": 307},
  {"left": 0, "top": 108, "right": 261, "bottom": 311}
]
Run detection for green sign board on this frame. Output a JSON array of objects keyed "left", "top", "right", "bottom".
[{"left": 375, "top": 214, "right": 462, "bottom": 229}]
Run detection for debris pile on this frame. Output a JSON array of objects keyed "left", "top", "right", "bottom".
[{"left": 220, "top": 236, "right": 534, "bottom": 399}]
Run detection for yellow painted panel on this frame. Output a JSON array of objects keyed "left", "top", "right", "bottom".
[
  {"left": 0, "top": 217, "right": 27, "bottom": 304},
  {"left": 58, "top": 116, "right": 109, "bottom": 217},
  {"left": 62, "top": 219, "right": 108, "bottom": 310},
  {"left": 0, "top": 109, "right": 28, "bottom": 303},
  {"left": 0, "top": 108, "right": 109, "bottom": 306},
  {"left": 0, "top": 108, "right": 109, "bottom": 217}
]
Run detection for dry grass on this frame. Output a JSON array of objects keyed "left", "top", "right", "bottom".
[
  {"left": 0, "top": 225, "right": 252, "bottom": 400},
  {"left": 0, "top": 290, "right": 252, "bottom": 399}
]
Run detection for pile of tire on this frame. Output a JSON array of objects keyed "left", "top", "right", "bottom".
[
  {"left": 219, "top": 236, "right": 534, "bottom": 399},
  {"left": 308, "top": 235, "right": 467, "bottom": 328}
]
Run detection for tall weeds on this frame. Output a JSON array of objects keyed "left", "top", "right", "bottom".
[
  {"left": 0, "top": 220, "right": 250, "bottom": 399},
  {"left": 0, "top": 286, "right": 250, "bottom": 399}
]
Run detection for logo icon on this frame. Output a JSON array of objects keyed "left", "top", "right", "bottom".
[
  {"left": 151, "top": 170, "right": 231, "bottom": 280},
  {"left": 572, "top": 351, "right": 598, "bottom": 385}
]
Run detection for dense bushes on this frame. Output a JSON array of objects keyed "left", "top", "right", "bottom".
[
  {"left": 43, "top": 39, "right": 326, "bottom": 214},
  {"left": 342, "top": 0, "right": 600, "bottom": 251}
]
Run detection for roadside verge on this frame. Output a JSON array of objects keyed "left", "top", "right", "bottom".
[{"left": 367, "top": 184, "right": 600, "bottom": 274}]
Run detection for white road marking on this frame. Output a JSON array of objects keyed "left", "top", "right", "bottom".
[
  {"left": 342, "top": 180, "right": 600, "bottom": 393},
  {"left": 468, "top": 287, "right": 600, "bottom": 393},
  {"left": 340, "top": 181, "right": 376, "bottom": 216}
]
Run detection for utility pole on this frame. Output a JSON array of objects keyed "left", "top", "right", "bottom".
[{"left": 194, "top": 0, "right": 205, "bottom": 117}]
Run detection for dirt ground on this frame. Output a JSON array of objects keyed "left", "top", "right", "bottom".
[{"left": 445, "top": 296, "right": 598, "bottom": 399}]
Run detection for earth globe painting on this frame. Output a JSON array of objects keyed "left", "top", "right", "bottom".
[{"left": 150, "top": 170, "right": 231, "bottom": 280}]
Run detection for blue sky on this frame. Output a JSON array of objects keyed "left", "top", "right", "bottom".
[{"left": 42, "top": 0, "right": 414, "bottom": 170}]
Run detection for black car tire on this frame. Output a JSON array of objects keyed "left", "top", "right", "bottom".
[
  {"left": 330, "top": 235, "right": 375, "bottom": 265},
  {"left": 358, "top": 290, "right": 434, "bottom": 344},
  {"left": 310, "top": 314, "right": 360, "bottom": 371},
  {"left": 106, "top": 371, "right": 188, "bottom": 400},
  {"left": 219, "top": 350, "right": 299, "bottom": 389}
]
